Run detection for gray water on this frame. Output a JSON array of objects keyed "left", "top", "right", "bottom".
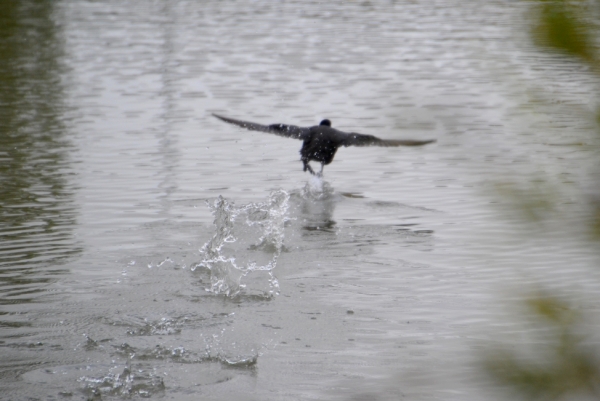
[{"left": 2, "top": 1, "right": 600, "bottom": 400}]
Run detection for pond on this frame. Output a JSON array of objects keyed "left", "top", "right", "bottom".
[{"left": 1, "top": 1, "right": 599, "bottom": 400}]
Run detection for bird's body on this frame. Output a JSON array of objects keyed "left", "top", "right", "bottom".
[{"left": 213, "top": 113, "right": 435, "bottom": 176}]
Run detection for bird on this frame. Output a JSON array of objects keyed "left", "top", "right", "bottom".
[{"left": 213, "top": 113, "right": 436, "bottom": 176}]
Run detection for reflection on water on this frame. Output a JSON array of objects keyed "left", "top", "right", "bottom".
[
  {"left": 0, "top": 1, "right": 79, "bottom": 307},
  {"left": 292, "top": 176, "right": 340, "bottom": 232}
]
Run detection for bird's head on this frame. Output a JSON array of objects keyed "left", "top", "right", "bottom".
[{"left": 319, "top": 119, "right": 331, "bottom": 127}]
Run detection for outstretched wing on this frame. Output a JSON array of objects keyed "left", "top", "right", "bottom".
[
  {"left": 342, "top": 132, "right": 436, "bottom": 147},
  {"left": 213, "top": 114, "right": 310, "bottom": 140}
]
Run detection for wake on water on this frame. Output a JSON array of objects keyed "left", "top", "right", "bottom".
[{"left": 194, "top": 176, "right": 336, "bottom": 298}]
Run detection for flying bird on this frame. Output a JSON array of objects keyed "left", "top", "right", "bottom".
[{"left": 213, "top": 113, "right": 436, "bottom": 176}]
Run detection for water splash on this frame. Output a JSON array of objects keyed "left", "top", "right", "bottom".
[
  {"left": 287, "top": 176, "right": 340, "bottom": 232},
  {"left": 193, "top": 189, "right": 289, "bottom": 298},
  {"left": 302, "top": 174, "right": 335, "bottom": 201},
  {"left": 78, "top": 365, "right": 165, "bottom": 398}
]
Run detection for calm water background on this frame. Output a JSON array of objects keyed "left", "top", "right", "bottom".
[{"left": 1, "top": 1, "right": 600, "bottom": 400}]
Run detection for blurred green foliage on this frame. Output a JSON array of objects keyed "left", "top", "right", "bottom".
[
  {"left": 533, "top": 0, "right": 600, "bottom": 234},
  {"left": 502, "top": 0, "right": 600, "bottom": 236},
  {"left": 494, "top": 180, "right": 557, "bottom": 222},
  {"left": 484, "top": 1, "right": 600, "bottom": 400},
  {"left": 485, "top": 297, "right": 600, "bottom": 400},
  {"left": 531, "top": 0, "right": 596, "bottom": 65}
]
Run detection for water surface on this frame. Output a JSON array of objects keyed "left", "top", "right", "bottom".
[{"left": 1, "top": 1, "right": 600, "bottom": 400}]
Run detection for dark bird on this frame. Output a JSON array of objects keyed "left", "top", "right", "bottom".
[{"left": 213, "top": 113, "right": 436, "bottom": 176}]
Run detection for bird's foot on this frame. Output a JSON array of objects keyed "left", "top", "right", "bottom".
[{"left": 304, "top": 163, "right": 316, "bottom": 175}]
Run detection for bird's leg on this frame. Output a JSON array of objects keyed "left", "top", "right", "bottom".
[
  {"left": 317, "top": 163, "right": 324, "bottom": 178},
  {"left": 303, "top": 160, "right": 316, "bottom": 175}
]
